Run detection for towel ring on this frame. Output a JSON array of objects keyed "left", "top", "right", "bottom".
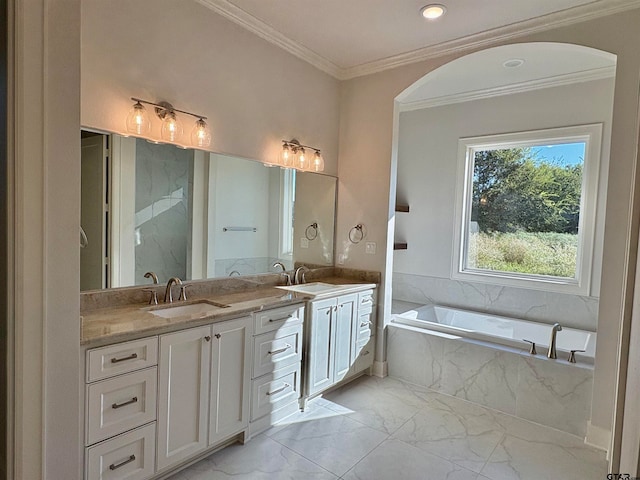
[
  {"left": 349, "top": 224, "right": 364, "bottom": 244},
  {"left": 305, "top": 222, "right": 318, "bottom": 240}
]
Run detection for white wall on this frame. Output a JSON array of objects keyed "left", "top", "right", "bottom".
[
  {"left": 12, "top": 0, "right": 82, "bottom": 478},
  {"left": 392, "top": 78, "right": 614, "bottom": 331},
  {"left": 336, "top": 11, "right": 640, "bottom": 465},
  {"left": 81, "top": 0, "right": 341, "bottom": 175}
]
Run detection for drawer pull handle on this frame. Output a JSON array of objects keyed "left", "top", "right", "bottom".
[
  {"left": 112, "top": 396, "right": 138, "bottom": 409},
  {"left": 360, "top": 321, "right": 372, "bottom": 327},
  {"left": 110, "top": 353, "right": 138, "bottom": 364},
  {"left": 109, "top": 454, "right": 136, "bottom": 471},
  {"left": 268, "top": 344, "right": 292, "bottom": 355},
  {"left": 361, "top": 297, "right": 372, "bottom": 304},
  {"left": 266, "top": 383, "right": 290, "bottom": 396},
  {"left": 362, "top": 350, "right": 370, "bottom": 356},
  {"left": 269, "top": 314, "right": 294, "bottom": 323}
]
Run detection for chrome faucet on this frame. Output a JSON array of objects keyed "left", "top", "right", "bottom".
[
  {"left": 144, "top": 271, "right": 159, "bottom": 284},
  {"left": 273, "top": 261, "right": 292, "bottom": 285},
  {"left": 547, "top": 323, "right": 563, "bottom": 359},
  {"left": 164, "top": 277, "right": 183, "bottom": 303},
  {"left": 294, "top": 266, "right": 310, "bottom": 285}
]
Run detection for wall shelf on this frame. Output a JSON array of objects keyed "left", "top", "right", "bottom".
[{"left": 394, "top": 242, "right": 408, "bottom": 250}]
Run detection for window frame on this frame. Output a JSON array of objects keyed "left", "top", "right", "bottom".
[{"left": 452, "top": 124, "right": 603, "bottom": 295}]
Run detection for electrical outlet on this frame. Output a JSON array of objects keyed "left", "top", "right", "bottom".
[
  {"left": 337, "top": 253, "right": 345, "bottom": 265},
  {"left": 300, "top": 237, "right": 309, "bottom": 248},
  {"left": 365, "top": 242, "right": 376, "bottom": 254}
]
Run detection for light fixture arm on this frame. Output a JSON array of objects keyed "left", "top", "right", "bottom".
[
  {"left": 131, "top": 97, "right": 207, "bottom": 121},
  {"left": 282, "top": 138, "right": 321, "bottom": 155}
]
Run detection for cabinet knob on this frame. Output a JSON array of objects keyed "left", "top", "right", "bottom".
[
  {"left": 215, "top": 333, "right": 221, "bottom": 339},
  {"left": 204, "top": 336, "right": 211, "bottom": 342}
]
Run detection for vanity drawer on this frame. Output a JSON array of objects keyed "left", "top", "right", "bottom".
[
  {"left": 87, "top": 367, "right": 157, "bottom": 445},
  {"left": 253, "top": 304, "right": 303, "bottom": 335},
  {"left": 352, "top": 336, "right": 375, "bottom": 372},
  {"left": 253, "top": 325, "right": 302, "bottom": 378},
  {"left": 87, "top": 337, "right": 158, "bottom": 382},
  {"left": 251, "top": 363, "right": 300, "bottom": 421},
  {"left": 358, "top": 290, "right": 375, "bottom": 313},
  {"left": 356, "top": 312, "right": 373, "bottom": 341},
  {"left": 85, "top": 423, "right": 155, "bottom": 480}
]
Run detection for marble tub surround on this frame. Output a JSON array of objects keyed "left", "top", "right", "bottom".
[
  {"left": 387, "top": 323, "right": 594, "bottom": 437},
  {"left": 393, "top": 272, "right": 598, "bottom": 331},
  {"left": 169, "top": 375, "right": 606, "bottom": 480}
]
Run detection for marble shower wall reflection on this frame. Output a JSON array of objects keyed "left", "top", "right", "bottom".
[{"left": 134, "top": 140, "right": 192, "bottom": 284}]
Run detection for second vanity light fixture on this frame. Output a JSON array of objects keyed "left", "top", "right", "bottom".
[
  {"left": 126, "top": 97, "right": 212, "bottom": 148},
  {"left": 279, "top": 139, "right": 325, "bottom": 172}
]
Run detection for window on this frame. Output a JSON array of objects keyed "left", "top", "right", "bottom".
[{"left": 453, "top": 124, "right": 602, "bottom": 295}]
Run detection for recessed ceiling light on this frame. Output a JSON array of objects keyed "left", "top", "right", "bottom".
[
  {"left": 503, "top": 58, "right": 525, "bottom": 68},
  {"left": 420, "top": 4, "right": 446, "bottom": 20}
]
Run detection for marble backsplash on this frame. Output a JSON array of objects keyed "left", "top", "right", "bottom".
[
  {"left": 392, "top": 272, "right": 598, "bottom": 332},
  {"left": 81, "top": 266, "right": 382, "bottom": 312}
]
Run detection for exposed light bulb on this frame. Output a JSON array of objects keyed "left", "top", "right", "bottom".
[
  {"left": 190, "top": 118, "right": 212, "bottom": 148},
  {"left": 312, "top": 150, "right": 325, "bottom": 172},
  {"left": 280, "top": 144, "right": 292, "bottom": 167},
  {"left": 160, "top": 111, "right": 183, "bottom": 142},
  {"left": 297, "top": 147, "right": 308, "bottom": 170},
  {"left": 126, "top": 101, "right": 151, "bottom": 135}
]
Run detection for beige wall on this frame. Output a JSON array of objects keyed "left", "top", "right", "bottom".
[
  {"left": 336, "top": 10, "right": 640, "bottom": 458},
  {"left": 81, "top": 0, "right": 341, "bottom": 176},
  {"left": 12, "top": 2, "right": 638, "bottom": 477}
]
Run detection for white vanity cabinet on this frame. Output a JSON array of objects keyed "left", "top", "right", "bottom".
[
  {"left": 84, "top": 337, "right": 159, "bottom": 480},
  {"left": 248, "top": 304, "right": 304, "bottom": 437},
  {"left": 305, "top": 288, "right": 376, "bottom": 400},
  {"left": 156, "top": 316, "right": 252, "bottom": 472}
]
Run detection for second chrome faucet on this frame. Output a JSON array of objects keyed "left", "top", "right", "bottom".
[{"left": 164, "top": 277, "right": 183, "bottom": 303}]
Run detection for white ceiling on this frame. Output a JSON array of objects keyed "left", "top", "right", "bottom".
[{"left": 197, "top": 0, "right": 640, "bottom": 78}]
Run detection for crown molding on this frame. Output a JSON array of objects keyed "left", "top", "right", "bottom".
[
  {"left": 344, "top": 0, "right": 640, "bottom": 79},
  {"left": 399, "top": 65, "right": 616, "bottom": 112},
  {"left": 196, "top": 0, "right": 640, "bottom": 81},
  {"left": 195, "top": 0, "right": 342, "bottom": 79}
]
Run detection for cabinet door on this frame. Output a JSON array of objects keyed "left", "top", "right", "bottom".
[
  {"left": 209, "top": 316, "right": 252, "bottom": 445},
  {"left": 306, "top": 298, "right": 336, "bottom": 396},
  {"left": 157, "top": 326, "right": 211, "bottom": 471},
  {"left": 334, "top": 294, "right": 357, "bottom": 382}
]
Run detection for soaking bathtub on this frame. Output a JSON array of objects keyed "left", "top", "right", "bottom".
[{"left": 392, "top": 304, "right": 596, "bottom": 363}]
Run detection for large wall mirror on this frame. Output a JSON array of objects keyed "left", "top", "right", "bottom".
[{"left": 80, "top": 131, "right": 337, "bottom": 291}]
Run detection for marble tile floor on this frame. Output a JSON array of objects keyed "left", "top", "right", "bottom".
[{"left": 169, "top": 375, "right": 607, "bottom": 480}]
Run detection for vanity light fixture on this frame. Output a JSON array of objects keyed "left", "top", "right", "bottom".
[
  {"left": 420, "top": 4, "right": 446, "bottom": 20},
  {"left": 126, "top": 97, "right": 212, "bottom": 148},
  {"left": 279, "top": 139, "right": 325, "bottom": 172}
]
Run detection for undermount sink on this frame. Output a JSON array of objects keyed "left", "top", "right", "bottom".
[
  {"left": 277, "top": 282, "right": 340, "bottom": 295},
  {"left": 149, "top": 300, "right": 229, "bottom": 319}
]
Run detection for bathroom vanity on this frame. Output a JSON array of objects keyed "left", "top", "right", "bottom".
[{"left": 80, "top": 275, "right": 377, "bottom": 480}]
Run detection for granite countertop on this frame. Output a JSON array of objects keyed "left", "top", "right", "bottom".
[{"left": 81, "top": 277, "right": 376, "bottom": 347}]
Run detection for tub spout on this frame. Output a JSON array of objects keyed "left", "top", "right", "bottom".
[{"left": 547, "top": 323, "right": 563, "bottom": 359}]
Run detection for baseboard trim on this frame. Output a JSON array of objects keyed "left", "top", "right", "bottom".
[
  {"left": 586, "top": 421, "right": 611, "bottom": 457},
  {"left": 372, "top": 361, "right": 388, "bottom": 378}
]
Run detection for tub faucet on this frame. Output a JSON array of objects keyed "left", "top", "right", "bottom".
[
  {"left": 547, "top": 322, "right": 563, "bottom": 359},
  {"left": 164, "top": 277, "right": 182, "bottom": 303}
]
